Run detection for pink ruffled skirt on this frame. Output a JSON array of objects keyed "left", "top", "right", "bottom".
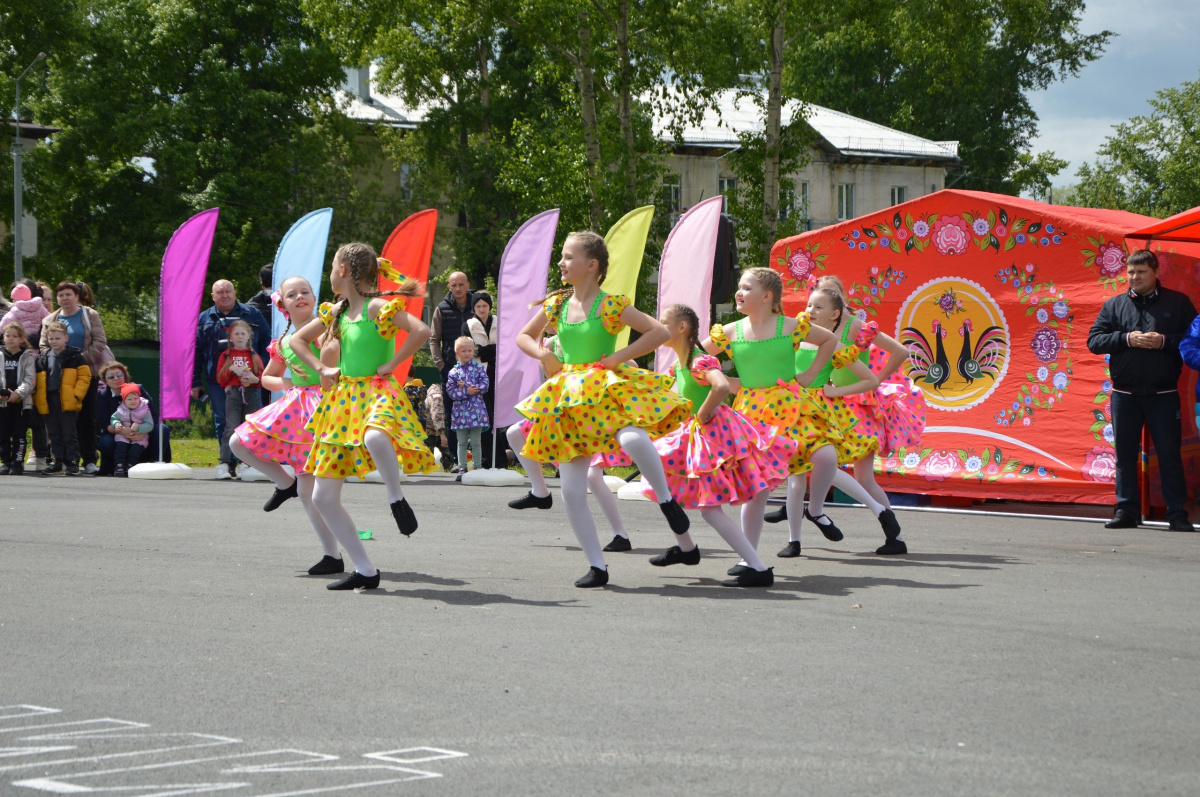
[
  {"left": 234, "top": 384, "right": 322, "bottom": 471},
  {"left": 843, "top": 349, "right": 926, "bottom": 457},
  {"left": 642, "top": 405, "right": 796, "bottom": 508}
]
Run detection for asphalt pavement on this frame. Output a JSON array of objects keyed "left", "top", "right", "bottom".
[{"left": 2, "top": 470, "right": 1198, "bottom": 796}]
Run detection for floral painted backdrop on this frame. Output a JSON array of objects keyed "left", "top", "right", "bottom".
[{"left": 770, "top": 189, "right": 1199, "bottom": 505}]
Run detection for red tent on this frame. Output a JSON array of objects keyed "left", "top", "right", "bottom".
[{"left": 770, "top": 189, "right": 1199, "bottom": 508}]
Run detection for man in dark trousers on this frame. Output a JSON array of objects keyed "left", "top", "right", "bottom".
[
  {"left": 429, "top": 271, "right": 473, "bottom": 468},
  {"left": 1087, "top": 249, "right": 1197, "bottom": 531},
  {"left": 191, "top": 279, "right": 272, "bottom": 480},
  {"left": 247, "top": 264, "right": 274, "bottom": 406}
]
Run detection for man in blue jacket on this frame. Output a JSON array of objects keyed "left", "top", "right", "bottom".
[
  {"left": 1087, "top": 250, "right": 1197, "bottom": 531},
  {"left": 191, "top": 279, "right": 271, "bottom": 480}
]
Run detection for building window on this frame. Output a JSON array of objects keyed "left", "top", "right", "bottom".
[
  {"left": 837, "top": 183, "right": 855, "bottom": 221},
  {"left": 662, "top": 174, "right": 681, "bottom": 213},
  {"left": 779, "top": 181, "right": 796, "bottom": 221},
  {"left": 890, "top": 186, "right": 906, "bottom": 206},
  {"left": 718, "top": 176, "right": 737, "bottom": 210},
  {"left": 800, "top": 181, "right": 810, "bottom": 213}
]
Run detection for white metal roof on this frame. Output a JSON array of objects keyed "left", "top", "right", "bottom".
[
  {"left": 341, "top": 69, "right": 958, "bottom": 162},
  {"left": 653, "top": 90, "right": 959, "bottom": 162}
]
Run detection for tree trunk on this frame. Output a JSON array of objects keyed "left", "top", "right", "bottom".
[
  {"left": 576, "top": 12, "right": 604, "bottom": 230},
  {"left": 616, "top": 0, "right": 636, "bottom": 213},
  {"left": 762, "top": 10, "right": 785, "bottom": 261},
  {"left": 478, "top": 38, "right": 491, "bottom": 142}
]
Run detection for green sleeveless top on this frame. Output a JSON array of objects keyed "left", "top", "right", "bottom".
[
  {"left": 337, "top": 312, "right": 394, "bottom": 378},
  {"left": 730, "top": 316, "right": 795, "bottom": 389},
  {"left": 674, "top": 350, "right": 712, "bottom": 410},
  {"left": 796, "top": 319, "right": 859, "bottom": 387},
  {"left": 831, "top": 320, "right": 870, "bottom": 387},
  {"left": 280, "top": 334, "right": 322, "bottom": 388},
  {"left": 556, "top": 293, "right": 617, "bottom": 364}
]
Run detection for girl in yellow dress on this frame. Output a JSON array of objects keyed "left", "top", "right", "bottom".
[
  {"left": 514, "top": 231, "right": 692, "bottom": 588},
  {"left": 289, "top": 243, "right": 436, "bottom": 591},
  {"left": 703, "top": 267, "right": 876, "bottom": 572}
]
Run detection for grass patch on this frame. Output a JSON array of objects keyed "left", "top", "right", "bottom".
[{"left": 173, "top": 439, "right": 221, "bottom": 468}]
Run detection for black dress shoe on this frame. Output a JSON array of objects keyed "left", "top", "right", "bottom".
[
  {"left": 391, "top": 498, "right": 418, "bottom": 536},
  {"left": 327, "top": 570, "right": 380, "bottom": 590},
  {"left": 804, "top": 508, "right": 843, "bottom": 541},
  {"left": 508, "top": 491, "right": 553, "bottom": 510},
  {"left": 764, "top": 505, "right": 788, "bottom": 523},
  {"left": 575, "top": 566, "right": 609, "bottom": 588},
  {"left": 777, "top": 540, "right": 801, "bottom": 558},
  {"left": 649, "top": 545, "right": 700, "bottom": 567},
  {"left": 0, "top": 465, "right": 10, "bottom": 475},
  {"left": 659, "top": 499, "right": 690, "bottom": 534},
  {"left": 876, "top": 539, "right": 908, "bottom": 555},
  {"left": 264, "top": 479, "right": 299, "bottom": 512},
  {"left": 727, "top": 563, "right": 753, "bottom": 576},
  {"left": 878, "top": 509, "right": 901, "bottom": 539},
  {"left": 722, "top": 567, "right": 774, "bottom": 588},
  {"left": 603, "top": 535, "right": 632, "bottom": 552},
  {"left": 42, "top": 462, "right": 63, "bottom": 475},
  {"left": 1168, "top": 518, "right": 1195, "bottom": 532},
  {"left": 1104, "top": 510, "right": 1138, "bottom": 529},
  {"left": 308, "top": 555, "right": 346, "bottom": 575}
]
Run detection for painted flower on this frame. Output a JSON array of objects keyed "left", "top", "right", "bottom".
[
  {"left": 986, "top": 463, "right": 1000, "bottom": 476},
  {"left": 1053, "top": 371, "right": 1069, "bottom": 390},
  {"left": 856, "top": 309, "right": 868, "bottom": 321},
  {"left": 1025, "top": 263, "right": 1036, "bottom": 273},
  {"left": 1046, "top": 224, "right": 1055, "bottom": 233},
  {"left": 913, "top": 220, "right": 931, "bottom": 238},
  {"left": 1103, "top": 423, "right": 1114, "bottom": 444},
  {"left": 938, "top": 291, "right": 957, "bottom": 313},
  {"left": 1052, "top": 235, "right": 1062, "bottom": 244},
  {"left": 1030, "top": 326, "right": 1061, "bottom": 362},
  {"left": 870, "top": 265, "right": 879, "bottom": 275},
  {"left": 1036, "top": 307, "right": 1049, "bottom": 324},
  {"left": 1023, "top": 416, "right": 1031, "bottom": 426},
  {"left": 1037, "top": 366, "right": 1049, "bottom": 382},
  {"left": 880, "top": 237, "right": 891, "bottom": 247},
  {"left": 847, "top": 241, "right": 856, "bottom": 250},
  {"left": 885, "top": 457, "right": 899, "bottom": 469},
  {"left": 903, "top": 452, "right": 921, "bottom": 469},
  {"left": 919, "top": 450, "right": 961, "bottom": 482},
  {"left": 896, "top": 227, "right": 909, "bottom": 241},
  {"left": 852, "top": 229, "right": 861, "bottom": 239},
  {"left": 1016, "top": 233, "right": 1027, "bottom": 244},
  {"left": 1041, "top": 237, "right": 1050, "bottom": 246},
  {"left": 972, "top": 218, "right": 991, "bottom": 236},
  {"left": 786, "top": 248, "right": 817, "bottom": 282},
  {"left": 965, "top": 455, "right": 983, "bottom": 473},
  {"left": 1081, "top": 445, "right": 1117, "bottom": 483},
  {"left": 932, "top": 215, "right": 971, "bottom": 255},
  {"left": 1104, "top": 401, "right": 1111, "bottom": 418},
  {"left": 1053, "top": 300, "right": 1069, "bottom": 319},
  {"left": 1101, "top": 379, "right": 1112, "bottom": 393},
  {"left": 1095, "top": 242, "right": 1126, "bottom": 278},
  {"left": 858, "top": 242, "right": 868, "bottom": 251},
  {"left": 995, "top": 224, "right": 1008, "bottom": 237}
]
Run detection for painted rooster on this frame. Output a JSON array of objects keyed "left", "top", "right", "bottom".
[
  {"left": 956, "top": 318, "right": 1005, "bottom": 385},
  {"left": 901, "top": 320, "right": 951, "bottom": 392}
]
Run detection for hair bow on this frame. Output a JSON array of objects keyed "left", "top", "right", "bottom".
[
  {"left": 271, "top": 290, "right": 289, "bottom": 318},
  {"left": 377, "top": 257, "right": 403, "bottom": 284}
]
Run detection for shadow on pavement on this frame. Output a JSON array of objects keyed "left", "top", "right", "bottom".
[
  {"left": 363, "top": 586, "right": 583, "bottom": 608},
  {"left": 803, "top": 549, "right": 1022, "bottom": 570}
]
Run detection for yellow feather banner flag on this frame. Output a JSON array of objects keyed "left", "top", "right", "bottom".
[{"left": 600, "top": 205, "right": 655, "bottom": 350}]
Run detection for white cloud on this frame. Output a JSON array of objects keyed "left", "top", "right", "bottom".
[{"left": 1028, "top": 0, "right": 1200, "bottom": 186}]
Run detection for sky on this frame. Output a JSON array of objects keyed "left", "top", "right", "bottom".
[{"left": 1028, "top": 0, "right": 1200, "bottom": 187}]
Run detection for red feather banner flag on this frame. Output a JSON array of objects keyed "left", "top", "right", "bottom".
[{"left": 379, "top": 209, "right": 438, "bottom": 384}]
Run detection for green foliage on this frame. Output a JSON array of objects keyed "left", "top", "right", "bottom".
[
  {"left": 785, "top": 0, "right": 1110, "bottom": 195},
  {"left": 1070, "top": 72, "right": 1200, "bottom": 218},
  {"left": 166, "top": 399, "right": 215, "bottom": 440}
]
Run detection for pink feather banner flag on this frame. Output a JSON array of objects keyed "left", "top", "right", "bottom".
[
  {"left": 494, "top": 209, "right": 561, "bottom": 428},
  {"left": 159, "top": 207, "right": 220, "bottom": 421},
  {"left": 654, "top": 195, "right": 725, "bottom": 373}
]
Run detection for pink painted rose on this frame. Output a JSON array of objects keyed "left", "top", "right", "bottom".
[
  {"left": 896, "top": 227, "right": 910, "bottom": 241},
  {"left": 932, "top": 215, "right": 971, "bottom": 255},
  {"left": 787, "top": 248, "right": 817, "bottom": 282},
  {"left": 995, "top": 224, "right": 1008, "bottom": 237},
  {"left": 1095, "top": 242, "right": 1126, "bottom": 278},
  {"left": 986, "top": 463, "right": 1000, "bottom": 476},
  {"left": 919, "top": 449, "right": 961, "bottom": 482},
  {"left": 1081, "top": 445, "right": 1117, "bottom": 482}
]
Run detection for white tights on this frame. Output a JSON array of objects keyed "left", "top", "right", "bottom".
[
  {"left": 507, "top": 425, "right": 549, "bottom": 498},
  {"left": 363, "top": 429, "right": 405, "bottom": 504},
  {"left": 586, "top": 465, "right": 628, "bottom": 538},
  {"left": 311, "top": 477, "right": 376, "bottom": 577},
  {"left": 231, "top": 433, "right": 339, "bottom": 560},
  {"left": 786, "top": 445, "right": 886, "bottom": 545},
  {"left": 702, "top": 505, "right": 767, "bottom": 571}
]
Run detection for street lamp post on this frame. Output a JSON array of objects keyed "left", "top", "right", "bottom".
[{"left": 13, "top": 52, "right": 46, "bottom": 283}]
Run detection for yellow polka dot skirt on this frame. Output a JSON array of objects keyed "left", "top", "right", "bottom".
[
  {"left": 516, "top": 362, "right": 690, "bottom": 464},
  {"left": 304, "top": 375, "right": 436, "bottom": 479},
  {"left": 734, "top": 384, "right": 877, "bottom": 474}
]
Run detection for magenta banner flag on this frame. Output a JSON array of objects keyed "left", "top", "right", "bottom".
[
  {"left": 654, "top": 195, "right": 725, "bottom": 373},
  {"left": 494, "top": 209, "right": 560, "bottom": 428},
  {"left": 160, "top": 208, "right": 220, "bottom": 420}
]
